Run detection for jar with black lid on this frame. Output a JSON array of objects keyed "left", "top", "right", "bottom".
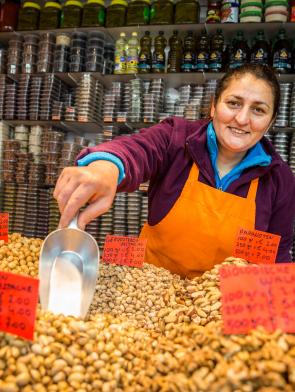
[
  {"left": 105, "top": 0, "right": 127, "bottom": 27},
  {"left": 174, "top": 0, "right": 199, "bottom": 24},
  {"left": 60, "top": 0, "right": 83, "bottom": 28},
  {"left": 126, "top": 0, "right": 150, "bottom": 26},
  {"left": 81, "top": 0, "right": 105, "bottom": 27},
  {"left": 150, "top": 0, "right": 174, "bottom": 24},
  {"left": 17, "top": 0, "right": 41, "bottom": 30},
  {"left": 39, "top": 0, "right": 62, "bottom": 29}
]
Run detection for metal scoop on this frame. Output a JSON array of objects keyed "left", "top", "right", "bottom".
[{"left": 39, "top": 215, "right": 99, "bottom": 319}]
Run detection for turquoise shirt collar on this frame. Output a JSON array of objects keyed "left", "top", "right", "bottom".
[{"left": 206, "top": 122, "right": 272, "bottom": 191}]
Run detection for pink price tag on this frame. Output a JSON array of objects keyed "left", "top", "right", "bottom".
[
  {"left": 220, "top": 264, "right": 295, "bottom": 334},
  {"left": 0, "top": 213, "right": 9, "bottom": 243},
  {"left": 0, "top": 271, "right": 39, "bottom": 340},
  {"left": 233, "top": 227, "right": 281, "bottom": 264},
  {"left": 102, "top": 235, "right": 147, "bottom": 268}
]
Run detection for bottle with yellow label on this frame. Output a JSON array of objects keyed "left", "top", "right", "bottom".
[
  {"left": 17, "top": 0, "right": 41, "bottom": 30},
  {"left": 81, "top": 0, "right": 105, "bottom": 27},
  {"left": 61, "top": 0, "right": 83, "bottom": 28},
  {"left": 39, "top": 0, "right": 62, "bottom": 29}
]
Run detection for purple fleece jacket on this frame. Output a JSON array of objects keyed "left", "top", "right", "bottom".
[{"left": 77, "top": 117, "right": 295, "bottom": 262}]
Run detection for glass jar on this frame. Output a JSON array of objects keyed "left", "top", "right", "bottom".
[
  {"left": 60, "top": 0, "right": 83, "bottom": 28},
  {"left": 174, "top": 0, "right": 199, "bottom": 24},
  {"left": 206, "top": 0, "right": 221, "bottom": 23},
  {"left": 17, "top": 0, "right": 41, "bottom": 30},
  {"left": 150, "top": 0, "right": 174, "bottom": 25},
  {"left": 105, "top": 0, "right": 127, "bottom": 27},
  {"left": 126, "top": 0, "right": 150, "bottom": 26},
  {"left": 81, "top": 0, "right": 105, "bottom": 27},
  {"left": 39, "top": 0, "right": 62, "bottom": 29},
  {"left": 0, "top": 0, "right": 21, "bottom": 32}
]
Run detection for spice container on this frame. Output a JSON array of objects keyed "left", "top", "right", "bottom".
[
  {"left": 240, "top": 10, "right": 262, "bottom": 22},
  {"left": 0, "top": 0, "right": 21, "bottom": 32},
  {"left": 39, "top": 0, "right": 62, "bottom": 29},
  {"left": 105, "top": 0, "right": 127, "bottom": 27},
  {"left": 126, "top": 0, "right": 150, "bottom": 26},
  {"left": 221, "top": 0, "right": 239, "bottom": 23},
  {"left": 37, "top": 33, "right": 55, "bottom": 73},
  {"left": 53, "top": 33, "right": 71, "bottom": 73},
  {"left": 291, "top": 0, "right": 295, "bottom": 22},
  {"left": 69, "top": 32, "right": 87, "bottom": 72},
  {"left": 206, "top": 0, "right": 221, "bottom": 23},
  {"left": 0, "top": 44, "right": 7, "bottom": 74},
  {"left": 264, "top": 0, "right": 289, "bottom": 22},
  {"left": 7, "top": 36, "right": 23, "bottom": 75},
  {"left": 81, "top": 0, "right": 105, "bottom": 26},
  {"left": 60, "top": 0, "right": 83, "bottom": 28},
  {"left": 174, "top": 0, "right": 200, "bottom": 24},
  {"left": 17, "top": 0, "right": 41, "bottom": 30},
  {"left": 150, "top": 0, "right": 174, "bottom": 25}
]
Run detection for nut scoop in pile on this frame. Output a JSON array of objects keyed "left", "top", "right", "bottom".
[{"left": 0, "top": 234, "right": 294, "bottom": 392}]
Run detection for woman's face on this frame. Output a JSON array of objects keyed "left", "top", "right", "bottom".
[{"left": 210, "top": 74, "right": 275, "bottom": 154}]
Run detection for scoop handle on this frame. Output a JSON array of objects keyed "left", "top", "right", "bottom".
[{"left": 68, "top": 214, "right": 79, "bottom": 229}]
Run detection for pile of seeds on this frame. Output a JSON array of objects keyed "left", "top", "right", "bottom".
[{"left": 0, "top": 234, "right": 295, "bottom": 391}]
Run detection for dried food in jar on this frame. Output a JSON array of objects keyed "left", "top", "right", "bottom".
[{"left": 81, "top": 0, "right": 105, "bottom": 26}]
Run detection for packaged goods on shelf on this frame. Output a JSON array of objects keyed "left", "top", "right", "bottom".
[
  {"left": 17, "top": 0, "right": 41, "bottom": 31},
  {"left": 81, "top": 0, "right": 106, "bottom": 27},
  {"left": 105, "top": 0, "right": 128, "bottom": 27},
  {"left": 39, "top": 0, "right": 62, "bottom": 30},
  {"left": 61, "top": 0, "right": 83, "bottom": 28}
]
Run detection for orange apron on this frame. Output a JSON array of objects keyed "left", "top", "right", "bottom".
[{"left": 140, "top": 163, "right": 258, "bottom": 278}]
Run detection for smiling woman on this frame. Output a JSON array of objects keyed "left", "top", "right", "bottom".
[
  {"left": 54, "top": 64, "right": 295, "bottom": 278},
  {"left": 210, "top": 65, "right": 280, "bottom": 177}
]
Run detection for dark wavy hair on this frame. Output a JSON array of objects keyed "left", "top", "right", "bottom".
[{"left": 214, "top": 64, "right": 280, "bottom": 119}]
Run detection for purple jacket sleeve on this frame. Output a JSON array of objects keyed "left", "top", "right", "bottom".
[
  {"left": 268, "top": 165, "right": 295, "bottom": 262},
  {"left": 76, "top": 117, "right": 177, "bottom": 192}
]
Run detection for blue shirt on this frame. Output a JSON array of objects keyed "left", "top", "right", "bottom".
[{"left": 206, "top": 122, "right": 272, "bottom": 191}]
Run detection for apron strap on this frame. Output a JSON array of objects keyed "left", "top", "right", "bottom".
[{"left": 246, "top": 178, "right": 259, "bottom": 201}]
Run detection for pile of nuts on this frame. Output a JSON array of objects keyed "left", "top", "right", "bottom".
[
  {"left": 0, "top": 233, "right": 42, "bottom": 277},
  {"left": 0, "top": 234, "right": 295, "bottom": 391}
]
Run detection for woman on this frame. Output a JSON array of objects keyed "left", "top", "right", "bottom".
[{"left": 54, "top": 64, "right": 295, "bottom": 278}]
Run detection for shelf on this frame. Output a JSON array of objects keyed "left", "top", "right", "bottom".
[
  {"left": 3, "top": 120, "right": 102, "bottom": 134},
  {"left": 1, "top": 22, "right": 295, "bottom": 43},
  {"left": 272, "top": 127, "right": 295, "bottom": 133},
  {"left": 2, "top": 72, "right": 293, "bottom": 89},
  {"left": 205, "top": 22, "right": 295, "bottom": 40},
  {"left": 107, "top": 24, "right": 206, "bottom": 40}
]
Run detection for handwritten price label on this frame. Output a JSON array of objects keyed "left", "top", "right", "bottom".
[
  {"left": 102, "top": 235, "right": 147, "bottom": 268},
  {"left": 220, "top": 264, "right": 295, "bottom": 334},
  {"left": 233, "top": 227, "right": 281, "bottom": 264},
  {"left": 0, "top": 213, "right": 9, "bottom": 242},
  {"left": 0, "top": 271, "right": 39, "bottom": 340}
]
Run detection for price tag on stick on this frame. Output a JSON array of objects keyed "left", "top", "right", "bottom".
[
  {"left": 233, "top": 227, "right": 281, "bottom": 264},
  {"left": 220, "top": 264, "right": 295, "bottom": 334},
  {"left": 0, "top": 212, "right": 9, "bottom": 243},
  {"left": 102, "top": 235, "right": 147, "bottom": 268},
  {"left": 0, "top": 271, "right": 39, "bottom": 340}
]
